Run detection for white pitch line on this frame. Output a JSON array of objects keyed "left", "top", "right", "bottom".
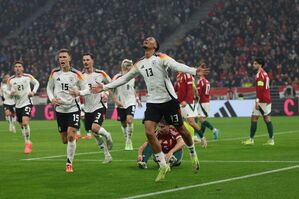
[
  {"left": 21, "top": 148, "right": 135, "bottom": 161},
  {"left": 120, "top": 165, "right": 299, "bottom": 199},
  {"left": 22, "top": 159, "right": 299, "bottom": 164},
  {"left": 209, "top": 130, "right": 299, "bottom": 143},
  {"left": 21, "top": 129, "right": 299, "bottom": 161},
  {"left": 0, "top": 123, "right": 117, "bottom": 132}
]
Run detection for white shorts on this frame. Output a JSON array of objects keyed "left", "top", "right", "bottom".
[
  {"left": 252, "top": 103, "right": 272, "bottom": 116},
  {"left": 197, "top": 102, "right": 210, "bottom": 117},
  {"left": 181, "top": 103, "right": 198, "bottom": 118}
]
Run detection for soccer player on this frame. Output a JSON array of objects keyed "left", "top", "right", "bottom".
[
  {"left": 1, "top": 74, "right": 16, "bottom": 133},
  {"left": 112, "top": 59, "right": 142, "bottom": 150},
  {"left": 242, "top": 58, "right": 274, "bottom": 145},
  {"left": 69, "top": 52, "right": 113, "bottom": 163},
  {"left": 7, "top": 61, "right": 40, "bottom": 153},
  {"left": 47, "top": 49, "right": 89, "bottom": 172},
  {"left": 196, "top": 65, "right": 219, "bottom": 146},
  {"left": 137, "top": 118, "right": 184, "bottom": 169},
  {"left": 92, "top": 37, "right": 208, "bottom": 182},
  {"left": 174, "top": 61, "right": 205, "bottom": 147}
]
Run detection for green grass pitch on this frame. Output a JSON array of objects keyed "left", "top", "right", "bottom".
[{"left": 0, "top": 116, "right": 299, "bottom": 199}]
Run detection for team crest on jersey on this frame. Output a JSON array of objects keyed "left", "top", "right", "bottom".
[
  {"left": 152, "top": 60, "right": 157, "bottom": 66},
  {"left": 69, "top": 77, "right": 75, "bottom": 83}
]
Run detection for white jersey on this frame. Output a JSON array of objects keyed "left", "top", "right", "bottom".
[
  {"left": 0, "top": 83, "right": 15, "bottom": 105},
  {"left": 82, "top": 69, "right": 111, "bottom": 113},
  {"left": 113, "top": 73, "right": 136, "bottom": 109},
  {"left": 7, "top": 74, "right": 39, "bottom": 108},
  {"left": 104, "top": 53, "right": 197, "bottom": 103},
  {"left": 47, "top": 67, "right": 89, "bottom": 113}
]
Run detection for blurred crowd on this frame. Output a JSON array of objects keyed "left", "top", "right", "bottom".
[
  {"left": 0, "top": 0, "right": 298, "bottom": 92},
  {"left": 167, "top": 0, "right": 299, "bottom": 89},
  {"left": 0, "top": 0, "right": 47, "bottom": 39},
  {"left": 0, "top": 0, "right": 201, "bottom": 89}
]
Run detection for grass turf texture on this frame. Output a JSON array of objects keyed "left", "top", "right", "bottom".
[{"left": 0, "top": 116, "right": 298, "bottom": 199}]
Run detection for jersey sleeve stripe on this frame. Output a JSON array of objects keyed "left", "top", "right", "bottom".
[
  {"left": 71, "top": 69, "right": 84, "bottom": 80},
  {"left": 49, "top": 67, "right": 60, "bottom": 80},
  {"left": 112, "top": 73, "right": 122, "bottom": 81},
  {"left": 7, "top": 75, "right": 15, "bottom": 84},
  {"left": 95, "top": 70, "right": 110, "bottom": 79},
  {"left": 23, "top": 74, "right": 34, "bottom": 80},
  {"left": 158, "top": 53, "right": 169, "bottom": 60}
]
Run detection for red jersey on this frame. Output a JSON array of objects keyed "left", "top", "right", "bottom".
[
  {"left": 197, "top": 77, "right": 210, "bottom": 103},
  {"left": 256, "top": 68, "right": 271, "bottom": 103},
  {"left": 174, "top": 73, "right": 194, "bottom": 103},
  {"left": 156, "top": 127, "right": 182, "bottom": 153}
]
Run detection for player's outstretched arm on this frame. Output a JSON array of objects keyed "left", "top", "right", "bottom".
[
  {"left": 162, "top": 54, "right": 209, "bottom": 76},
  {"left": 92, "top": 67, "right": 140, "bottom": 93}
]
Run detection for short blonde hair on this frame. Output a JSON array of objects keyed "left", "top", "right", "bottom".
[{"left": 121, "top": 59, "right": 133, "bottom": 69}]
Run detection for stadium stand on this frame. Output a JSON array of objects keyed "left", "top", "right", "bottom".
[
  {"left": 0, "top": 0, "right": 298, "bottom": 99},
  {"left": 0, "top": 0, "right": 47, "bottom": 39},
  {"left": 0, "top": 0, "right": 202, "bottom": 89},
  {"left": 167, "top": 0, "right": 298, "bottom": 89}
]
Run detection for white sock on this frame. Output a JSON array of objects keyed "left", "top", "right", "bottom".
[
  {"left": 126, "top": 123, "right": 133, "bottom": 140},
  {"left": 22, "top": 125, "right": 31, "bottom": 143},
  {"left": 100, "top": 143, "right": 110, "bottom": 157},
  {"left": 93, "top": 133, "right": 110, "bottom": 156},
  {"left": 93, "top": 132, "right": 103, "bottom": 145},
  {"left": 12, "top": 116, "right": 16, "bottom": 126},
  {"left": 99, "top": 127, "right": 110, "bottom": 138},
  {"left": 186, "top": 143, "right": 197, "bottom": 157},
  {"left": 67, "top": 140, "right": 76, "bottom": 164},
  {"left": 121, "top": 126, "right": 126, "bottom": 138},
  {"left": 154, "top": 151, "right": 167, "bottom": 167},
  {"left": 8, "top": 117, "right": 13, "bottom": 125}
]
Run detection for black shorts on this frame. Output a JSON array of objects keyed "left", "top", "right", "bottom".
[
  {"left": 3, "top": 104, "right": 15, "bottom": 113},
  {"left": 84, "top": 108, "right": 106, "bottom": 131},
  {"left": 56, "top": 111, "right": 80, "bottom": 133},
  {"left": 16, "top": 105, "right": 32, "bottom": 123},
  {"left": 117, "top": 105, "right": 136, "bottom": 122},
  {"left": 143, "top": 99, "right": 183, "bottom": 127}
]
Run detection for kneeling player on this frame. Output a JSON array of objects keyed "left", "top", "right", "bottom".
[{"left": 137, "top": 118, "right": 185, "bottom": 169}]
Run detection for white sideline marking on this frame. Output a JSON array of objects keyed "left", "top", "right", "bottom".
[
  {"left": 0, "top": 123, "right": 116, "bottom": 132},
  {"left": 21, "top": 130, "right": 299, "bottom": 161},
  {"left": 22, "top": 158, "right": 299, "bottom": 164},
  {"left": 21, "top": 148, "right": 135, "bottom": 161},
  {"left": 120, "top": 165, "right": 299, "bottom": 199},
  {"left": 209, "top": 130, "right": 299, "bottom": 143}
]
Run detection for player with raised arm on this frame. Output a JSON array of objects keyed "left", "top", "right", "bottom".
[
  {"left": 92, "top": 37, "right": 208, "bottom": 182},
  {"left": 242, "top": 58, "right": 274, "bottom": 145},
  {"left": 70, "top": 53, "right": 113, "bottom": 163},
  {"left": 1, "top": 74, "right": 16, "bottom": 133},
  {"left": 196, "top": 65, "right": 219, "bottom": 147},
  {"left": 47, "top": 49, "right": 89, "bottom": 172},
  {"left": 112, "top": 59, "right": 142, "bottom": 150},
  {"left": 7, "top": 61, "right": 40, "bottom": 153}
]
